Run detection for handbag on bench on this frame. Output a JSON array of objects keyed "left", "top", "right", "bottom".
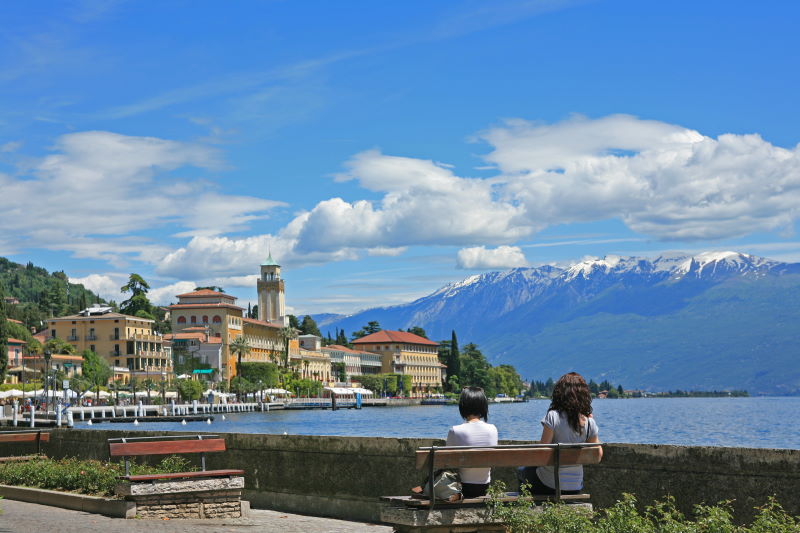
[{"left": 411, "top": 470, "right": 463, "bottom": 502}]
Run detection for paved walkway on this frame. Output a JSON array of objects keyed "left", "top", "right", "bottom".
[{"left": 0, "top": 498, "right": 393, "bottom": 533}]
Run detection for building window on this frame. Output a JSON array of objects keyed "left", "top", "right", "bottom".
[
  {"left": 213, "top": 315, "right": 221, "bottom": 323},
  {"left": 51, "top": 329, "right": 56, "bottom": 338},
  {"left": 202, "top": 315, "right": 208, "bottom": 323},
  {"left": 178, "top": 316, "right": 186, "bottom": 324},
  {"left": 190, "top": 316, "right": 197, "bottom": 324},
  {"left": 114, "top": 327, "right": 120, "bottom": 340},
  {"left": 90, "top": 345, "right": 96, "bottom": 353}
]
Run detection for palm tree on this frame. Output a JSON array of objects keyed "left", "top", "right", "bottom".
[
  {"left": 302, "top": 360, "right": 310, "bottom": 378},
  {"left": 143, "top": 378, "right": 155, "bottom": 403},
  {"left": 278, "top": 326, "right": 297, "bottom": 368},
  {"left": 229, "top": 336, "right": 252, "bottom": 378}
]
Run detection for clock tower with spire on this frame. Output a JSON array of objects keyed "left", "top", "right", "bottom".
[{"left": 257, "top": 252, "right": 287, "bottom": 326}]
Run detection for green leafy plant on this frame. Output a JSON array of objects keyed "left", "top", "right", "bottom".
[{"left": 0, "top": 455, "right": 196, "bottom": 498}]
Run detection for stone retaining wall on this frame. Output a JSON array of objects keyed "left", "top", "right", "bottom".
[{"left": 2, "top": 429, "right": 797, "bottom": 524}]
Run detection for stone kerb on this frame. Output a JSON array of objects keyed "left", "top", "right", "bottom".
[{"left": 115, "top": 476, "right": 246, "bottom": 519}]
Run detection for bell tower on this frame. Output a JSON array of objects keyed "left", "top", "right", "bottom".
[{"left": 257, "top": 252, "right": 287, "bottom": 326}]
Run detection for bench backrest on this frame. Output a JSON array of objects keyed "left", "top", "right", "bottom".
[
  {"left": 108, "top": 438, "right": 226, "bottom": 458},
  {"left": 415, "top": 444, "right": 602, "bottom": 470},
  {"left": 107, "top": 435, "right": 226, "bottom": 476},
  {"left": 0, "top": 431, "right": 50, "bottom": 445},
  {"left": 0, "top": 430, "right": 49, "bottom": 455}
]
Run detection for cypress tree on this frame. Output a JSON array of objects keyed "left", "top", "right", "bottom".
[
  {"left": 447, "top": 330, "right": 460, "bottom": 385},
  {"left": 0, "top": 282, "right": 8, "bottom": 383}
]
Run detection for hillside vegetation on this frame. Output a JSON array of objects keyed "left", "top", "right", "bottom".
[{"left": 0, "top": 257, "right": 106, "bottom": 331}]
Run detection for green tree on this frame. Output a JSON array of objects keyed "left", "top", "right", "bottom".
[
  {"left": 288, "top": 314, "right": 300, "bottom": 329},
  {"left": 251, "top": 304, "right": 259, "bottom": 319},
  {"left": 229, "top": 335, "right": 252, "bottom": 378},
  {"left": 278, "top": 326, "right": 297, "bottom": 367},
  {"left": 447, "top": 330, "right": 461, "bottom": 390},
  {"left": 238, "top": 362, "right": 280, "bottom": 388},
  {"left": 0, "top": 282, "right": 8, "bottom": 383},
  {"left": 119, "top": 274, "right": 153, "bottom": 317},
  {"left": 332, "top": 362, "right": 346, "bottom": 382},
  {"left": 81, "top": 350, "right": 112, "bottom": 397},
  {"left": 299, "top": 315, "right": 321, "bottom": 337},
  {"left": 194, "top": 286, "right": 223, "bottom": 292},
  {"left": 459, "top": 343, "right": 493, "bottom": 395},
  {"left": 176, "top": 379, "right": 204, "bottom": 401},
  {"left": 351, "top": 321, "right": 381, "bottom": 340},
  {"left": 407, "top": 326, "right": 427, "bottom": 338},
  {"left": 45, "top": 337, "right": 77, "bottom": 354}
]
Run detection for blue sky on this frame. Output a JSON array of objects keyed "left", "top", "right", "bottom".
[{"left": 1, "top": 0, "right": 799, "bottom": 315}]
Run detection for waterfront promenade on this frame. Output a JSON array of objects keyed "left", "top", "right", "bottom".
[{"left": 0, "top": 498, "right": 392, "bottom": 533}]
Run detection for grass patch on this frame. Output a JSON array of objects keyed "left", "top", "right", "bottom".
[
  {"left": 0, "top": 456, "right": 195, "bottom": 498},
  {"left": 488, "top": 483, "right": 800, "bottom": 533}
]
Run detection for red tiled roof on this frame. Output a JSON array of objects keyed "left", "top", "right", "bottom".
[
  {"left": 351, "top": 330, "right": 438, "bottom": 346},
  {"left": 176, "top": 289, "right": 234, "bottom": 298},
  {"left": 6, "top": 318, "right": 23, "bottom": 324},
  {"left": 7, "top": 337, "right": 26, "bottom": 344},
  {"left": 242, "top": 317, "right": 281, "bottom": 328},
  {"left": 182, "top": 326, "right": 210, "bottom": 331},
  {"left": 164, "top": 332, "right": 207, "bottom": 341},
  {"left": 167, "top": 303, "right": 243, "bottom": 311},
  {"left": 322, "top": 344, "right": 377, "bottom": 355},
  {"left": 207, "top": 337, "right": 223, "bottom": 344}
]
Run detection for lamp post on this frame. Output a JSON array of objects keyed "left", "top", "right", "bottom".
[{"left": 42, "top": 350, "right": 52, "bottom": 413}]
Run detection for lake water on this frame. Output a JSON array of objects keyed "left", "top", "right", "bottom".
[{"left": 79, "top": 397, "right": 800, "bottom": 449}]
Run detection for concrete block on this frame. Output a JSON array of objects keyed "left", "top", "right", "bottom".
[{"left": 115, "top": 476, "right": 244, "bottom": 496}]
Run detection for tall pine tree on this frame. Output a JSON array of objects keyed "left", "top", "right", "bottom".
[
  {"left": 447, "top": 330, "right": 460, "bottom": 387},
  {"left": 0, "top": 282, "right": 9, "bottom": 383}
]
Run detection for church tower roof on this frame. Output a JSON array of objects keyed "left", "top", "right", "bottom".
[{"left": 261, "top": 251, "right": 280, "bottom": 267}]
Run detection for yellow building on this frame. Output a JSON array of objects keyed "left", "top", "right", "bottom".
[
  {"left": 169, "top": 289, "right": 287, "bottom": 378},
  {"left": 47, "top": 305, "right": 172, "bottom": 383},
  {"left": 351, "top": 330, "right": 445, "bottom": 395}
]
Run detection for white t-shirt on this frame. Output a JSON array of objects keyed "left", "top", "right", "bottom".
[{"left": 446, "top": 420, "right": 499, "bottom": 484}]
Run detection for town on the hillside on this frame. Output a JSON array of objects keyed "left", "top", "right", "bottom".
[{"left": 1, "top": 253, "right": 529, "bottom": 401}]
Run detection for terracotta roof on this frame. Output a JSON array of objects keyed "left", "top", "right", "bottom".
[
  {"left": 176, "top": 289, "right": 234, "bottom": 298},
  {"left": 49, "top": 312, "right": 153, "bottom": 322},
  {"left": 167, "top": 303, "right": 243, "bottom": 311},
  {"left": 322, "top": 344, "right": 377, "bottom": 355},
  {"left": 207, "top": 337, "right": 223, "bottom": 344},
  {"left": 351, "top": 330, "right": 439, "bottom": 346},
  {"left": 242, "top": 317, "right": 281, "bottom": 328},
  {"left": 182, "top": 326, "right": 210, "bottom": 331},
  {"left": 6, "top": 318, "right": 23, "bottom": 324},
  {"left": 164, "top": 332, "right": 207, "bottom": 341},
  {"left": 7, "top": 337, "right": 26, "bottom": 344}
]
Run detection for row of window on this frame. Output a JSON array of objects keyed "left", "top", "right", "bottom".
[{"left": 177, "top": 315, "right": 223, "bottom": 324}]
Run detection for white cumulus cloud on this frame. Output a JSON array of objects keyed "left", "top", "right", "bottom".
[
  {"left": 0, "top": 131, "right": 284, "bottom": 264},
  {"left": 456, "top": 245, "right": 528, "bottom": 269},
  {"left": 148, "top": 281, "right": 197, "bottom": 306},
  {"left": 69, "top": 273, "right": 125, "bottom": 302}
]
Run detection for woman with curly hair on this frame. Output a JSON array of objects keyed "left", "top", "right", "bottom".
[{"left": 519, "top": 372, "right": 602, "bottom": 495}]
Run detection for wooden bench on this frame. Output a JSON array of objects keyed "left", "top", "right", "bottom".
[
  {"left": 108, "top": 435, "right": 247, "bottom": 519},
  {"left": 0, "top": 430, "right": 50, "bottom": 463},
  {"left": 380, "top": 443, "right": 602, "bottom": 533}
]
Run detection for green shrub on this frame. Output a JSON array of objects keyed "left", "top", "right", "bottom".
[
  {"left": 0, "top": 455, "right": 195, "bottom": 497},
  {"left": 489, "top": 488, "right": 799, "bottom": 533}
]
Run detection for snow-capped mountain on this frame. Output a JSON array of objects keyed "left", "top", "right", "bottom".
[{"left": 315, "top": 252, "right": 800, "bottom": 394}]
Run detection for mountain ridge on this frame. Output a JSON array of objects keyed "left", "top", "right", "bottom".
[{"left": 315, "top": 251, "right": 800, "bottom": 394}]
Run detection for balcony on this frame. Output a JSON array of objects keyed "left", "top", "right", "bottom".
[
  {"left": 129, "top": 333, "right": 163, "bottom": 342},
  {"left": 109, "top": 334, "right": 121, "bottom": 341},
  {"left": 86, "top": 335, "right": 97, "bottom": 341},
  {"left": 67, "top": 335, "right": 79, "bottom": 341},
  {"left": 109, "top": 351, "right": 122, "bottom": 358}
]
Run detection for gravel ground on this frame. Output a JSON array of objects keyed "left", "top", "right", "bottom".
[{"left": 0, "top": 498, "right": 393, "bottom": 533}]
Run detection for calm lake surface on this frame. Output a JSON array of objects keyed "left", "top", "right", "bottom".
[{"left": 80, "top": 397, "right": 800, "bottom": 449}]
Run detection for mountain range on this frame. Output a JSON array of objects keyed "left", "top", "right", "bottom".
[{"left": 315, "top": 251, "right": 800, "bottom": 395}]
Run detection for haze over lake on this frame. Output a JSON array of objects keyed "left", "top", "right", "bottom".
[{"left": 81, "top": 397, "right": 800, "bottom": 449}]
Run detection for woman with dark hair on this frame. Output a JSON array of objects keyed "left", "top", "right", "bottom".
[
  {"left": 446, "top": 386, "right": 499, "bottom": 498},
  {"left": 519, "top": 372, "right": 602, "bottom": 495}
]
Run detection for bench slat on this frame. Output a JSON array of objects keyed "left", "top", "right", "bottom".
[
  {"left": 415, "top": 446, "right": 602, "bottom": 470},
  {"left": 381, "top": 493, "right": 591, "bottom": 507},
  {"left": 121, "top": 469, "right": 244, "bottom": 482},
  {"left": 109, "top": 438, "right": 226, "bottom": 457},
  {"left": 0, "top": 433, "right": 50, "bottom": 444}
]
